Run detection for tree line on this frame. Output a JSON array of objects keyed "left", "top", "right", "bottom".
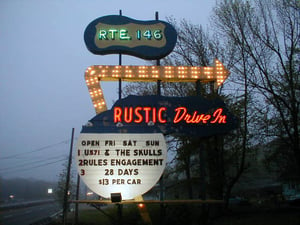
[{"left": 0, "top": 177, "right": 56, "bottom": 202}]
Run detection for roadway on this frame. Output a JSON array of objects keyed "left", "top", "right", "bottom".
[{"left": 0, "top": 201, "right": 61, "bottom": 225}]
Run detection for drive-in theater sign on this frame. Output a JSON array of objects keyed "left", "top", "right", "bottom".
[{"left": 76, "top": 14, "right": 237, "bottom": 200}]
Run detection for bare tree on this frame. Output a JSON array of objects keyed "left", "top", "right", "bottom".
[
  {"left": 213, "top": 0, "right": 300, "bottom": 178},
  {"left": 163, "top": 16, "right": 254, "bottom": 206}
]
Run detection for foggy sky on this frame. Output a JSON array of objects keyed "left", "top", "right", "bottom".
[{"left": 0, "top": 0, "right": 214, "bottom": 181}]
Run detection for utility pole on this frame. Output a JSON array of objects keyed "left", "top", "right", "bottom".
[
  {"left": 74, "top": 174, "right": 80, "bottom": 225},
  {"left": 63, "top": 128, "right": 75, "bottom": 225}
]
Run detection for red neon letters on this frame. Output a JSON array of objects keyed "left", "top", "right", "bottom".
[
  {"left": 114, "top": 107, "right": 167, "bottom": 123},
  {"left": 114, "top": 107, "right": 227, "bottom": 124},
  {"left": 173, "top": 107, "right": 226, "bottom": 124}
]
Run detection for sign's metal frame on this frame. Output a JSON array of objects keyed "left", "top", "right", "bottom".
[
  {"left": 73, "top": 12, "right": 234, "bottom": 209},
  {"left": 70, "top": 199, "right": 224, "bottom": 205}
]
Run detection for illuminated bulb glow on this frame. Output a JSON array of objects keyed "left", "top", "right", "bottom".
[{"left": 85, "top": 59, "right": 230, "bottom": 114}]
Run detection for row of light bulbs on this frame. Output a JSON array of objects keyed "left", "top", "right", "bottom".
[{"left": 85, "top": 60, "right": 229, "bottom": 114}]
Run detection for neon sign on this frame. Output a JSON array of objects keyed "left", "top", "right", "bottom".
[
  {"left": 98, "top": 28, "right": 132, "bottom": 40},
  {"left": 79, "top": 14, "right": 236, "bottom": 201},
  {"left": 173, "top": 107, "right": 226, "bottom": 124},
  {"left": 114, "top": 107, "right": 167, "bottom": 123},
  {"left": 97, "top": 28, "right": 163, "bottom": 41},
  {"left": 84, "top": 15, "right": 177, "bottom": 59},
  {"left": 113, "top": 107, "right": 227, "bottom": 124},
  {"left": 82, "top": 95, "right": 238, "bottom": 137}
]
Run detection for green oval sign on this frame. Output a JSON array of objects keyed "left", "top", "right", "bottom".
[{"left": 84, "top": 15, "right": 177, "bottom": 60}]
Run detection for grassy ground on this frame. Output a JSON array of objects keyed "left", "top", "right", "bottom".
[
  {"left": 50, "top": 204, "right": 300, "bottom": 225},
  {"left": 211, "top": 208, "right": 300, "bottom": 225},
  {"left": 64, "top": 204, "right": 145, "bottom": 225}
]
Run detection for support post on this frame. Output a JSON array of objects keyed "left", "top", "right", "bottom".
[
  {"left": 196, "top": 80, "right": 202, "bottom": 96},
  {"left": 199, "top": 144, "right": 206, "bottom": 200},
  {"left": 118, "top": 9, "right": 122, "bottom": 100},
  {"left": 199, "top": 143, "right": 209, "bottom": 224},
  {"left": 117, "top": 204, "right": 123, "bottom": 225},
  {"left": 155, "top": 11, "right": 161, "bottom": 96},
  {"left": 159, "top": 176, "right": 165, "bottom": 225}
]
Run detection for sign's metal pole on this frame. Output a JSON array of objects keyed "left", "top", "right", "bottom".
[
  {"left": 118, "top": 10, "right": 124, "bottom": 225},
  {"left": 196, "top": 80, "right": 201, "bottom": 96},
  {"left": 119, "top": 9, "right": 122, "bottom": 100},
  {"left": 63, "top": 128, "right": 75, "bottom": 225},
  {"left": 156, "top": 11, "right": 165, "bottom": 225},
  {"left": 156, "top": 11, "right": 161, "bottom": 96}
]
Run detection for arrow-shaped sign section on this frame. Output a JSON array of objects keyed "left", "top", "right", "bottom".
[{"left": 85, "top": 59, "right": 230, "bottom": 114}]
